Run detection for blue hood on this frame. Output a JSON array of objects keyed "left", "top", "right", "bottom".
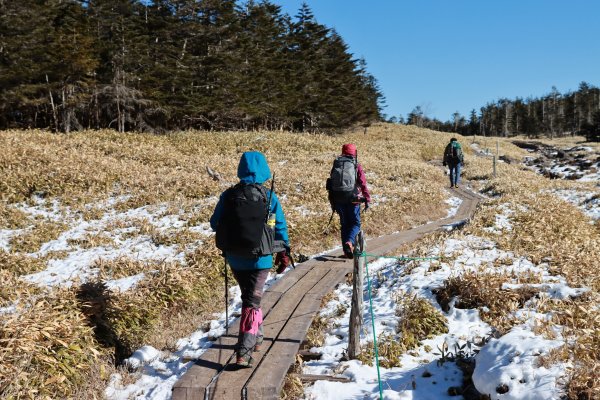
[{"left": 237, "top": 151, "right": 271, "bottom": 184}]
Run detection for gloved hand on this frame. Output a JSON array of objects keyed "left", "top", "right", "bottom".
[
  {"left": 443, "top": 161, "right": 447, "bottom": 167},
  {"left": 275, "top": 250, "right": 290, "bottom": 274},
  {"left": 364, "top": 202, "right": 370, "bottom": 211}
]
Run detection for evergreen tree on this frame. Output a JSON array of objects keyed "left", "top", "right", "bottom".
[{"left": 0, "top": 0, "right": 382, "bottom": 132}]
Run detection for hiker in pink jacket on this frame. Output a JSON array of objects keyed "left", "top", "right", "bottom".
[{"left": 326, "top": 143, "right": 371, "bottom": 258}]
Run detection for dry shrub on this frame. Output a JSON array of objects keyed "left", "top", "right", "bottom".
[
  {"left": 357, "top": 333, "right": 406, "bottom": 369},
  {"left": 9, "top": 221, "right": 67, "bottom": 253},
  {"left": 396, "top": 293, "right": 448, "bottom": 349},
  {"left": 94, "top": 257, "right": 158, "bottom": 281},
  {"left": 0, "top": 288, "right": 107, "bottom": 399},
  {"left": 435, "top": 271, "right": 539, "bottom": 333},
  {"left": 96, "top": 248, "right": 223, "bottom": 358},
  {"left": 357, "top": 294, "right": 449, "bottom": 369},
  {"left": 305, "top": 315, "right": 330, "bottom": 349},
  {"left": 538, "top": 299, "right": 600, "bottom": 400},
  {"left": 67, "top": 233, "right": 114, "bottom": 250},
  {"left": 280, "top": 355, "right": 304, "bottom": 400},
  {"left": 0, "top": 203, "right": 29, "bottom": 229},
  {"left": 0, "top": 270, "right": 46, "bottom": 310},
  {"left": 148, "top": 227, "right": 204, "bottom": 248},
  {"left": 499, "top": 194, "right": 598, "bottom": 290},
  {"left": 0, "top": 251, "right": 48, "bottom": 275}
]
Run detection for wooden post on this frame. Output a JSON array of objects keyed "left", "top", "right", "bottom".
[
  {"left": 496, "top": 139, "right": 499, "bottom": 157},
  {"left": 348, "top": 248, "right": 364, "bottom": 359},
  {"left": 493, "top": 155, "right": 497, "bottom": 178}
]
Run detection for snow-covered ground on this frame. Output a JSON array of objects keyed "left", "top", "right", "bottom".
[
  {"left": 4, "top": 188, "right": 586, "bottom": 399},
  {"left": 521, "top": 143, "right": 600, "bottom": 183},
  {"left": 107, "top": 203, "right": 580, "bottom": 400},
  {"left": 514, "top": 143, "right": 600, "bottom": 222},
  {"left": 444, "top": 196, "right": 462, "bottom": 218},
  {"left": 549, "top": 189, "right": 600, "bottom": 221},
  {"left": 2, "top": 196, "right": 215, "bottom": 290},
  {"left": 301, "top": 211, "right": 584, "bottom": 399}
]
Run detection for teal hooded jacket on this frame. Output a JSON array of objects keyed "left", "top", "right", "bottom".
[{"left": 210, "top": 152, "right": 289, "bottom": 270}]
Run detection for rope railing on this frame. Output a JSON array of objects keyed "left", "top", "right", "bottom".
[{"left": 359, "top": 251, "right": 441, "bottom": 400}]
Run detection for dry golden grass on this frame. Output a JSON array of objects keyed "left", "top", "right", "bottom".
[
  {"left": 0, "top": 288, "right": 106, "bottom": 399},
  {"left": 395, "top": 292, "right": 448, "bottom": 351},
  {"left": 67, "top": 233, "right": 115, "bottom": 250},
  {"left": 280, "top": 355, "right": 305, "bottom": 400},
  {"left": 0, "top": 251, "right": 49, "bottom": 275},
  {"left": 460, "top": 137, "right": 599, "bottom": 399},
  {"left": 8, "top": 220, "right": 67, "bottom": 253},
  {"left": 1, "top": 125, "right": 597, "bottom": 398},
  {"left": 0, "top": 125, "right": 455, "bottom": 254},
  {"left": 0, "top": 203, "right": 29, "bottom": 229},
  {"left": 435, "top": 271, "right": 540, "bottom": 334}
]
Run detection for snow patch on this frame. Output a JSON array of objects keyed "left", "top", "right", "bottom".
[
  {"left": 124, "top": 345, "right": 162, "bottom": 370},
  {"left": 550, "top": 189, "right": 600, "bottom": 221},
  {"left": 444, "top": 196, "right": 462, "bottom": 218},
  {"left": 473, "top": 327, "right": 567, "bottom": 400}
]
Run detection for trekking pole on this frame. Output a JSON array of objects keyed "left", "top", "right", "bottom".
[
  {"left": 266, "top": 173, "right": 275, "bottom": 222},
  {"left": 322, "top": 209, "right": 335, "bottom": 234},
  {"left": 224, "top": 257, "right": 229, "bottom": 335}
]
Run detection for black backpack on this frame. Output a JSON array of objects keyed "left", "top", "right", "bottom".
[
  {"left": 215, "top": 183, "right": 275, "bottom": 258},
  {"left": 327, "top": 155, "right": 358, "bottom": 203}
]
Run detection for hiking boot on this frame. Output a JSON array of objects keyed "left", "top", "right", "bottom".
[
  {"left": 343, "top": 242, "right": 354, "bottom": 259},
  {"left": 236, "top": 354, "right": 254, "bottom": 368},
  {"left": 254, "top": 337, "right": 264, "bottom": 352}
]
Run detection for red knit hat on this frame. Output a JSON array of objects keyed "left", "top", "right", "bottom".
[{"left": 342, "top": 143, "right": 357, "bottom": 156}]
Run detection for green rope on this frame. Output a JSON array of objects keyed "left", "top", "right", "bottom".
[
  {"left": 358, "top": 251, "right": 438, "bottom": 398},
  {"left": 363, "top": 251, "right": 384, "bottom": 399},
  {"left": 360, "top": 252, "right": 439, "bottom": 261}
]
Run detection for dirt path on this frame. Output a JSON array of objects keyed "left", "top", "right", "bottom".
[{"left": 172, "top": 185, "right": 483, "bottom": 400}]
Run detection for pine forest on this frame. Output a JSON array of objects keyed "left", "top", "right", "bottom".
[
  {"left": 0, "top": 0, "right": 383, "bottom": 133},
  {"left": 404, "top": 83, "right": 600, "bottom": 141}
]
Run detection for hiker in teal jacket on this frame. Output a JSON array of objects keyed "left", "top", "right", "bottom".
[{"left": 210, "top": 151, "right": 289, "bottom": 367}]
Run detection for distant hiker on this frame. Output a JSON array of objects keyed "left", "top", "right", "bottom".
[
  {"left": 443, "top": 138, "right": 464, "bottom": 188},
  {"left": 210, "top": 151, "right": 290, "bottom": 368},
  {"left": 326, "top": 143, "right": 371, "bottom": 258}
]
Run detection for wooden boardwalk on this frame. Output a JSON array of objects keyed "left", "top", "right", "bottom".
[{"left": 172, "top": 185, "right": 482, "bottom": 400}]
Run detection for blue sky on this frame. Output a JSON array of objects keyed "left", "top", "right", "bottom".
[{"left": 277, "top": 0, "right": 600, "bottom": 121}]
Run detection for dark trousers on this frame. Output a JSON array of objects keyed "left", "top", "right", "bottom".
[
  {"left": 232, "top": 268, "right": 269, "bottom": 357},
  {"left": 448, "top": 162, "right": 461, "bottom": 186}
]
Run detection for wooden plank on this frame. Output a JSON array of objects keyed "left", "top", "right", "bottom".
[
  {"left": 172, "top": 289, "right": 285, "bottom": 397},
  {"left": 244, "top": 295, "right": 323, "bottom": 400},
  {"left": 206, "top": 264, "right": 330, "bottom": 400},
  {"left": 265, "top": 260, "right": 314, "bottom": 294},
  {"left": 306, "top": 265, "right": 351, "bottom": 298},
  {"left": 171, "top": 387, "right": 188, "bottom": 400}
]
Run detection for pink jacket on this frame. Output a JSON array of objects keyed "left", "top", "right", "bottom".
[{"left": 356, "top": 163, "right": 371, "bottom": 203}]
